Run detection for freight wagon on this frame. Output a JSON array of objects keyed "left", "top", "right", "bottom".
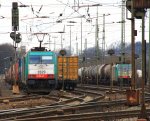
[
  {"left": 57, "top": 56, "right": 78, "bottom": 90},
  {"left": 79, "top": 63, "right": 142, "bottom": 87}
]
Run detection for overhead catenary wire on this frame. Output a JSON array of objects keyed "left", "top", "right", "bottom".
[{"left": 0, "top": 0, "right": 147, "bottom": 52}]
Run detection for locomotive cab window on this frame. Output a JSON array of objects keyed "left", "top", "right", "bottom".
[
  {"left": 29, "top": 55, "right": 41, "bottom": 64},
  {"left": 42, "top": 56, "right": 53, "bottom": 64}
]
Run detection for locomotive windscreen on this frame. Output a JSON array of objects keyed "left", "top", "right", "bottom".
[
  {"left": 42, "top": 56, "right": 53, "bottom": 64},
  {"left": 29, "top": 55, "right": 53, "bottom": 64},
  {"left": 116, "top": 64, "right": 132, "bottom": 78},
  {"left": 29, "top": 55, "right": 41, "bottom": 64}
]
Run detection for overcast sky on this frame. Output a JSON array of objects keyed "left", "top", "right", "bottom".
[{"left": 0, "top": 0, "right": 149, "bottom": 54}]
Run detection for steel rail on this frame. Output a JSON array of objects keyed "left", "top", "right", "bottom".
[
  {"left": 77, "top": 84, "right": 129, "bottom": 92},
  {"left": 0, "top": 94, "right": 59, "bottom": 103},
  {"left": 78, "top": 84, "right": 112, "bottom": 90},
  {"left": 0, "top": 95, "right": 86, "bottom": 119},
  {"left": 3, "top": 108, "right": 150, "bottom": 121},
  {"left": 0, "top": 99, "right": 130, "bottom": 120},
  {"left": 2, "top": 97, "right": 150, "bottom": 120}
]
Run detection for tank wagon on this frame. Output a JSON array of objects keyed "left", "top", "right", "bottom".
[{"left": 79, "top": 63, "right": 142, "bottom": 87}]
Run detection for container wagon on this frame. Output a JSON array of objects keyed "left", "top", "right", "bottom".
[{"left": 57, "top": 56, "right": 78, "bottom": 90}]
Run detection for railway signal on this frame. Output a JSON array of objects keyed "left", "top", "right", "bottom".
[
  {"left": 11, "top": 2, "right": 20, "bottom": 94},
  {"left": 59, "top": 49, "right": 67, "bottom": 91},
  {"left": 10, "top": 32, "right": 22, "bottom": 43},
  {"left": 12, "top": 2, "right": 19, "bottom": 31},
  {"left": 59, "top": 49, "right": 67, "bottom": 56}
]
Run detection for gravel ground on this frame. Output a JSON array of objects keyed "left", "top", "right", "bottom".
[
  {"left": 0, "top": 98, "right": 55, "bottom": 110},
  {"left": 0, "top": 79, "right": 57, "bottom": 110}
]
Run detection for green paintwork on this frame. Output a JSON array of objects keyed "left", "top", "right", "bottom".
[{"left": 23, "top": 51, "right": 57, "bottom": 82}]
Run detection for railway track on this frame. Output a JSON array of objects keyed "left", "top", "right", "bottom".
[
  {"left": 76, "top": 84, "right": 128, "bottom": 101},
  {"left": 2, "top": 108, "right": 150, "bottom": 121},
  {"left": 0, "top": 94, "right": 85, "bottom": 119},
  {"left": 0, "top": 94, "right": 62, "bottom": 111},
  {"left": 78, "top": 84, "right": 130, "bottom": 92},
  {"left": 0, "top": 94, "right": 58, "bottom": 102},
  {"left": 0, "top": 88, "right": 103, "bottom": 120},
  {"left": 0, "top": 100, "right": 126, "bottom": 120},
  {"left": 0, "top": 87, "right": 125, "bottom": 120},
  {"left": 3, "top": 96, "right": 150, "bottom": 120},
  {"left": 78, "top": 84, "right": 150, "bottom": 99},
  {"left": 1, "top": 84, "right": 150, "bottom": 120},
  {"left": 74, "top": 88, "right": 105, "bottom": 102}
]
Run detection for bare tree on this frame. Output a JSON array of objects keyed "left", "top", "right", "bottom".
[{"left": 0, "top": 43, "right": 15, "bottom": 74}]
